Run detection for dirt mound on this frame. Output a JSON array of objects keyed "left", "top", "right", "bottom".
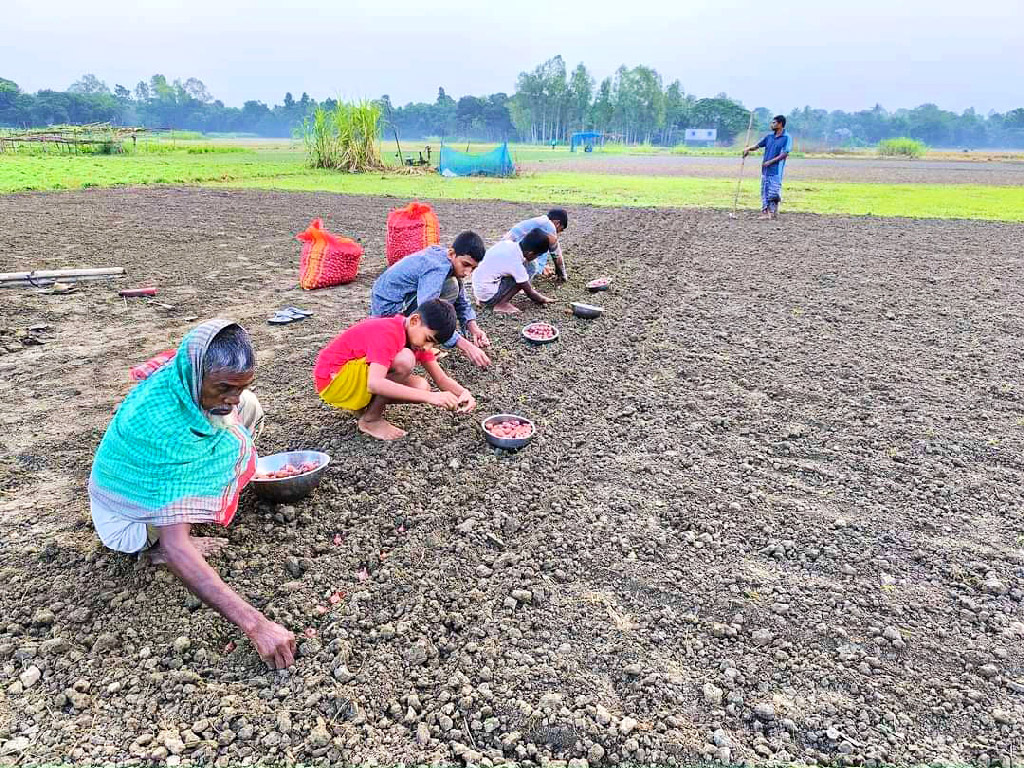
[{"left": 1, "top": 188, "right": 1023, "bottom": 765}]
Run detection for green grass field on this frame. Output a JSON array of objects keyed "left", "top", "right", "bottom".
[
  {"left": 0, "top": 151, "right": 305, "bottom": 190},
  {"left": 2, "top": 143, "right": 1023, "bottom": 221}
]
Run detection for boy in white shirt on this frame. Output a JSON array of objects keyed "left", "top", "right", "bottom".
[{"left": 471, "top": 229, "right": 552, "bottom": 315}]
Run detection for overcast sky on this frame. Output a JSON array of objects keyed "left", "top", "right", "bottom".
[{"left": 3, "top": 0, "right": 1022, "bottom": 114}]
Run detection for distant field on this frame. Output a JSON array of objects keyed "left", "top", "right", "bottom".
[
  {"left": 2, "top": 140, "right": 1024, "bottom": 221},
  {"left": 518, "top": 153, "right": 1024, "bottom": 185},
  {"left": 222, "top": 171, "right": 1024, "bottom": 221},
  {"left": 435, "top": 140, "right": 1024, "bottom": 165}
]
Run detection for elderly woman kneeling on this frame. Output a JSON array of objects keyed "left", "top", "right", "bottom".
[{"left": 89, "top": 319, "right": 295, "bottom": 668}]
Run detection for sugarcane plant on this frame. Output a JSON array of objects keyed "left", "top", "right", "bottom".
[{"left": 302, "top": 99, "right": 383, "bottom": 172}]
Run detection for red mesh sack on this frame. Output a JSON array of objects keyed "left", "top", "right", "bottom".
[
  {"left": 296, "top": 218, "right": 363, "bottom": 289},
  {"left": 130, "top": 349, "right": 176, "bottom": 381},
  {"left": 386, "top": 201, "right": 440, "bottom": 267}
]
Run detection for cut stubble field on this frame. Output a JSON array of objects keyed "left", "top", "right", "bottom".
[
  {"left": 2, "top": 147, "right": 1024, "bottom": 221},
  {"left": 1, "top": 187, "right": 1024, "bottom": 765}
]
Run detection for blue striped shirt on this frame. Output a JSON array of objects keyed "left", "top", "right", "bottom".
[{"left": 503, "top": 216, "right": 559, "bottom": 277}]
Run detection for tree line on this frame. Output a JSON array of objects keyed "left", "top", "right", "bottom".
[
  {"left": 3, "top": 62, "right": 1024, "bottom": 148},
  {"left": 0, "top": 74, "right": 314, "bottom": 137}
]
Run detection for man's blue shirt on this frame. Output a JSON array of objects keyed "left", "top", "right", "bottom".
[{"left": 757, "top": 131, "right": 792, "bottom": 177}]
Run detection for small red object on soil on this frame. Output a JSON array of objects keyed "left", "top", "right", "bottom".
[
  {"left": 303, "top": 627, "right": 317, "bottom": 639},
  {"left": 587, "top": 277, "right": 611, "bottom": 288},
  {"left": 223, "top": 640, "right": 236, "bottom": 654},
  {"left": 357, "top": 567, "right": 369, "bottom": 582},
  {"left": 332, "top": 533, "right": 343, "bottom": 546},
  {"left": 486, "top": 419, "right": 533, "bottom": 440},
  {"left": 328, "top": 591, "right": 344, "bottom": 605},
  {"left": 119, "top": 287, "right": 158, "bottom": 298},
  {"left": 315, "top": 604, "right": 329, "bottom": 615},
  {"left": 523, "top": 322, "right": 556, "bottom": 341},
  {"left": 254, "top": 459, "right": 321, "bottom": 480}
]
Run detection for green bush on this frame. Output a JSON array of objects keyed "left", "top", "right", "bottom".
[
  {"left": 185, "top": 145, "right": 249, "bottom": 154},
  {"left": 161, "top": 130, "right": 204, "bottom": 141},
  {"left": 133, "top": 142, "right": 250, "bottom": 155},
  {"left": 133, "top": 142, "right": 178, "bottom": 154},
  {"left": 878, "top": 137, "right": 927, "bottom": 158},
  {"left": 302, "top": 100, "right": 382, "bottom": 171},
  {"left": 95, "top": 140, "right": 123, "bottom": 155}
]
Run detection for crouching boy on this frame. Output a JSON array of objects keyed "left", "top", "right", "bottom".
[
  {"left": 313, "top": 299, "right": 476, "bottom": 441},
  {"left": 471, "top": 228, "right": 553, "bottom": 315},
  {"left": 503, "top": 208, "right": 569, "bottom": 280},
  {"left": 370, "top": 231, "right": 491, "bottom": 368}
]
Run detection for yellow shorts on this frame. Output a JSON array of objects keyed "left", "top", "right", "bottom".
[{"left": 319, "top": 358, "right": 372, "bottom": 411}]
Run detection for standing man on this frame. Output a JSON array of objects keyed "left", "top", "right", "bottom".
[{"left": 743, "top": 115, "right": 792, "bottom": 220}]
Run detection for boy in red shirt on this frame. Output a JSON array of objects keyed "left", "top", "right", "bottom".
[{"left": 313, "top": 299, "right": 475, "bottom": 440}]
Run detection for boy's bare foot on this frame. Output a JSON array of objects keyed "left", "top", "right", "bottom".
[
  {"left": 758, "top": 212, "right": 772, "bottom": 220},
  {"left": 492, "top": 301, "right": 521, "bottom": 314},
  {"left": 143, "top": 536, "right": 228, "bottom": 565},
  {"left": 358, "top": 417, "right": 407, "bottom": 441}
]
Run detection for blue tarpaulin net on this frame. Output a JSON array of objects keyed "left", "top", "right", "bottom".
[
  {"left": 438, "top": 142, "right": 515, "bottom": 177},
  {"left": 570, "top": 131, "right": 603, "bottom": 152}
]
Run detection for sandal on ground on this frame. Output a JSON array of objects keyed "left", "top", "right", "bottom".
[{"left": 268, "top": 307, "right": 313, "bottom": 325}]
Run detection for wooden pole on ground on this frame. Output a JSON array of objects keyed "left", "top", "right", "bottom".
[
  {"left": 0, "top": 267, "right": 125, "bottom": 283},
  {"left": 729, "top": 110, "right": 756, "bottom": 219}
]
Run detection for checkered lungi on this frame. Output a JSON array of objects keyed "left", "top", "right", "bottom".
[{"left": 761, "top": 173, "right": 783, "bottom": 211}]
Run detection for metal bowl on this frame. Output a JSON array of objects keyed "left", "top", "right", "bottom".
[
  {"left": 520, "top": 323, "right": 559, "bottom": 344},
  {"left": 587, "top": 278, "right": 612, "bottom": 292},
  {"left": 481, "top": 414, "right": 536, "bottom": 450},
  {"left": 571, "top": 302, "right": 604, "bottom": 319},
  {"left": 250, "top": 450, "right": 331, "bottom": 503}
]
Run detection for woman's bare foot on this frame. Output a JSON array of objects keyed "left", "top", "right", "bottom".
[
  {"left": 492, "top": 301, "right": 521, "bottom": 314},
  {"left": 358, "top": 416, "right": 407, "bottom": 441},
  {"left": 143, "top": 536, "right": 229, "bottom": 565}
]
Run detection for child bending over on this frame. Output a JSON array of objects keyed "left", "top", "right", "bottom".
[
  {"left": 313, "top": 299, "right": 475, "bottom": 440},
  {"left": 471, "top": 228, "right": 553, "bottom": 315}
]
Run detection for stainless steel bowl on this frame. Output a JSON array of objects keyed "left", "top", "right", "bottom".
[
  {"left": 520, "top": 323, "right": 560, "bottom": 344},
  {"left": 571, "top": 302, "right": 604, "bottom": 319},
  {"left": 481, "top": 414, "right": 536, "bottom": 450},
  {"left": 250, "top": 450, "right": 331, "bottom": 503}
]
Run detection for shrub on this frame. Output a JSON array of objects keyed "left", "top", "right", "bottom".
[
  {"left": 878, "top": 137, "right": 927, "bottom": 158},
  {"left": 303, "top": 100, "right": 382, "bottom": 172},
  {"left": 133, "top": 142, "right": 250, "bottom": 155},
  {"left": 185, "top": 145, "right": 249, "bottom": 154},
  {"left": 162, "top": 130, "right": 204, "bottom": 141},
  {"left": 95, "top": 140, "right": 123, "bottom": 155}
]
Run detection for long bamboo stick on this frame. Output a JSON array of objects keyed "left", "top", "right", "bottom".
[
  {"left": 729, "top": 110, "right": 756, "bottom": 219},
  {"left": 0, "top": 275, "right": 124, "bottom": 288},
  {"left": 0, "top": 267, "right": 125, "bottom": 283}
]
